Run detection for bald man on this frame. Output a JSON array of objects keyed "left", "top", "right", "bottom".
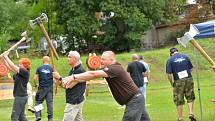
[
  {"left": 54, "top": 51, "right": 151, "bottom": 121},
  {"left": 34, "top": 56, "right": 54, "bottom": 121},
  {"left": 127, "top": 54, "right": 146, "bottom": 94}
]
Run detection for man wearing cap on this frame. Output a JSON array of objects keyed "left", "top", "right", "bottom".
[{"left": 166, "top": 47, "right": 196, "bottom": 121}]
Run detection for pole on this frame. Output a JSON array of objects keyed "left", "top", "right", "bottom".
[{"left": 194, "top": 47, "right": 203, "bottom": 120}]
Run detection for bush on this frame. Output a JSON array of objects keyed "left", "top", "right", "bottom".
[{"left": 0, "top": 32, "right": 10, "bottom": 53}]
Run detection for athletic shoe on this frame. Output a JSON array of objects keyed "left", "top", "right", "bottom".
[
  {"left": 28, "top": 106, "right": 35, "bottom": 113},
  {"left": 189, "top": 114, "right": 197, "bottom": 121},
  {"left": 36, "top": 117, "right": 41, "bottom": 121}
]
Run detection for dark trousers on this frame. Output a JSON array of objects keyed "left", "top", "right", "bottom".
[
  {"left": 35, "top": 87, "right": 53, "bottom": 119},
  {"left": 123, "top": 93, "right": 150, "bottom": 121},
  {"left": 11, "top": 96, "right": 28, "bottom": 121}
]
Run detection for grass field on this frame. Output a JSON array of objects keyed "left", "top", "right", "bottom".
[{"left": 0, "top": 39, "right": 215, "bottom": 121}]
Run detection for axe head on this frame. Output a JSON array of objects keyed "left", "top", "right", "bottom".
[
  {"left": 29, "top": 20, "right": 36, "bottom": 29},
  {"left": 40, "top": 13, "right": 48, "bottom": 23},
  {"left": 177, "top": 24, "right": 200, "bottom": 47},
  {"left": 29, "top": 13, "right": 49, "bottom": 29},
  {"left": 177, "top": 32, "right": 193, "bottom": 47},
  {"left": 21, "top": 31, "right": 27, "bottom": 37},
  {"left": 21, "top": 31, "right": 31, "bottom": 43}
]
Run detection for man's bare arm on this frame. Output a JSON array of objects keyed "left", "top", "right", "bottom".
[
  {"left": 63, "top": 70, "right": 108, "bottom": 88},
  {"left": 66, "top": 70, "right": 108, "bottom": 82},
  {"left": 166, "top": 74, "right": 174, "bottom": 87},
  {"left": 2, "top": 55, "right": 19, "bottom": 74},
  {"left": 33, "top": 74, "right": 39, "bottom": 87},
  {"left": 143, "top": 72, "right": 149, "bottom": 78}
]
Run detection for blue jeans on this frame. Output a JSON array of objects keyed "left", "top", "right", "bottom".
[
  {"left": 35, "top": 87, "right": 53, "bottom": 119},
  {"left": 139, "top": 86, "right": 145, "bottom": 95},
  {"left": 122, "top": 93, "right": 150, "bottom": 121}
]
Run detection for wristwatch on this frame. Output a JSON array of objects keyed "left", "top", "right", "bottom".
[
  {"left": 58, "top": 77, "right": 62, "bottom": 84},
  {"left": 72, "top": 74, "right": 76, "bottom": 80}
]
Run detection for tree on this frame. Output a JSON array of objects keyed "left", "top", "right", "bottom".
[
  {"left": 0, "top": 0, "right": 28, "bottom": 53},
  {"left": 55, "top": 0, "right": 186, "bottom": 53},
  {"left": 56, "top": 0, "right": 100, "bottom": 53}
]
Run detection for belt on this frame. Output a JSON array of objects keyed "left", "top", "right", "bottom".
[
  {"left": 126, "top": 93, "right": 142, "bottom": 104},
  {"left": 133, "top": 93, "right": 142, "bottom": 98},
  {"left": 130, "top": 93, "right": 142, "bottom": 101},
  {"left": 125, "top": 92, "right": 142, "bottom": 104}
]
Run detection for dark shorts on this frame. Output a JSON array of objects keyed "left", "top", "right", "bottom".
[{"left": 173, "top": 77, "right": 195, "bottom": 106}]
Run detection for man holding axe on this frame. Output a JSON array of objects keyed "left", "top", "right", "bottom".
[
  {"left": 0, "top": 31, "right": 31, "bottom": 121},
  {"left": 0, "top": 54, "right": 31, "bottom": 121}
]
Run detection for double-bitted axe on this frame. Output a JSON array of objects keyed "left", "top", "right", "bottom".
[
  {"left": 177, "top": 32, "right": 215, "bottom": 65},
  {"left": 29, "top": 13, "right": 59, "bottom": 95}
]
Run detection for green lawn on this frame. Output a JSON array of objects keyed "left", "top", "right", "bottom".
[
  {"left": 0, "top": 39, "right": 215, "bottom": 121},
  {"left": 1, "top": 79, "right": 215, "bottom": 121}
]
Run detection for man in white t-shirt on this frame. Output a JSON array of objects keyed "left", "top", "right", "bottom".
[{"left": 139, "top": 55, "right": 150, "bottom": 102}]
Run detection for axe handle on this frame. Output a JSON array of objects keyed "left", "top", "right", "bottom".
[
  {"left": 54, "top": 79, "right": 59, "bottom": 95},
  {"left": 0, "top": 37, "right": 26, "bottom": 57},
  {"left": 38, "top": 23, "right": 59, "bottom": 60},
  {"left": 49, "top": 47, "right": 59, "bottom": 95},
  {"left": 38, "top": 23, "right": 59, "bottom": 95},
  {"left": 191, "top": 39, "right": 215, "bottom": 65},
  {"left": 49, "top": 47, "right": 58, "bottom": 95}
]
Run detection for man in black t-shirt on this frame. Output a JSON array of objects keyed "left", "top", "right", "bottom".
[
  {"left": 127, "top": 54, "right": 146, "bottom": 93},
  {"left": 54, "top": 51, "right": 150, "bottom": 121},
  {"left": 55, "top": 51, "right": 86, "bottom": 121},
  {"left": 1, "top": 54, "right": 31, "bottom": 121}
]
